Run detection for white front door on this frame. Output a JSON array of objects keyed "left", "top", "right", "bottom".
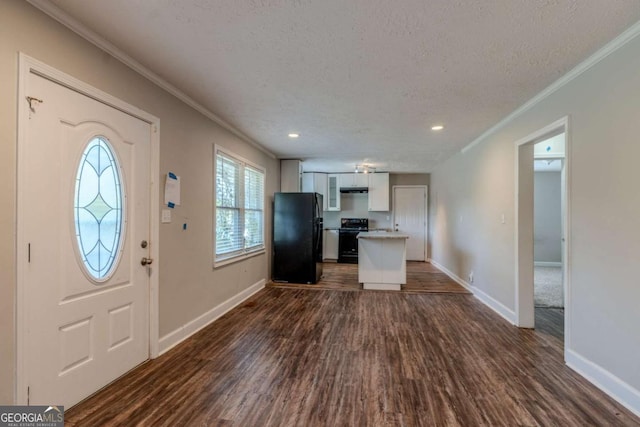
[
  {"left": 22, "top": 72, "right": 151, "bottom": 407},
  {"left": 393, "top": 186, "right": 427, "bottom": 261}
]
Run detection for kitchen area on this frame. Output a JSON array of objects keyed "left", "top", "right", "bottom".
[{"left": 274, "top": 159, "right": 429, "bottom": 290}]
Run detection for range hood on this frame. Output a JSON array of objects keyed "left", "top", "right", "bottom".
[{"left": 340, "top": 187, "right": 368, "bottom": 194}]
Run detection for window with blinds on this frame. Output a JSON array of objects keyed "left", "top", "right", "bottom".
[{"left": 215, "top": 147, "right": 265, "bottom": 264}]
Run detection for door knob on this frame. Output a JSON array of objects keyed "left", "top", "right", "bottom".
[{"left": 141, "top": 257, "right": 153, "bottom": 266}]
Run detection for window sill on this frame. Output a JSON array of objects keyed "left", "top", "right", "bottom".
[{"left": 214, "top": 248, "right": 265, "bottom": 269}]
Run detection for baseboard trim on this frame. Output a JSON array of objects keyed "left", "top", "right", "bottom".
[
  {"left": 566, "top": 349, "right": 640, "bottom": 418},
  {"left": 430, "top": 259, "right": 516, "bottom": 325},
  {"left": 429, "top": 259, "right": 472, "bottom": 292},
  {"left": 472, "top": 285, "right": 517, "bottom": 325},
  {"left": 159, "top": 279, "right": 266, "bottom": 355},
  {"left": 430, "top": 261, "right": 640, "bottom": 417},
  {"left": 534, "top": 261, "right": 562, "bottom": 267}
]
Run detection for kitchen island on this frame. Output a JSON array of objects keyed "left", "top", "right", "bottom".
[{"left": 357, "top": 231, "right": 409, "bottom": 290}]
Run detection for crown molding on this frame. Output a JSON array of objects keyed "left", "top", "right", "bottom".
[
  {"left": 26, "top": 0, "right": 276, "bottom": 159},
  {"left": 461, "top": 19, "right": 640, "bottom": 154}
]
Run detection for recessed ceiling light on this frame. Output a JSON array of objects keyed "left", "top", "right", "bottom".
[
  {"left": 431, "top": 125, "right": 444, "bottom": 131},
  {"left": 288, "top": 133, "right": 299, "bottom": 138}
]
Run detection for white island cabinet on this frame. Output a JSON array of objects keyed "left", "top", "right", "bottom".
[{"left": 357, "top": 231, "right": 409, "bottom": 290}]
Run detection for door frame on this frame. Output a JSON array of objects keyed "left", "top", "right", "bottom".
[
  {"left": 16, "top": 54, "right": 161, "bottom": 404},
  {"left": 392, "top": 185, "right": 428, "bottom": 261},
  {"left": 514, "top": 116, "right": 571, "bottom": 353}
]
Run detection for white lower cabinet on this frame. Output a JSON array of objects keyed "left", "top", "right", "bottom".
[{"left": 323, "top": 229, "right": 339, "bottom": 260}]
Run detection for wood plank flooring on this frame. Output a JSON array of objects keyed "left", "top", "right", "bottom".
[
  {"left": 66, "top": 281, "right": 639, "bottom": 425},
  {"left": 269, "top": 261, "right": 470, "bottom": 294},
  {"left": 535, "top": 307, "right": 564, "bottom": 341}
]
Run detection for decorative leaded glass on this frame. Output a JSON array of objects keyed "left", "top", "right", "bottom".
[{"left": 74, "top": 137, "right": 124, "bottom": 280}]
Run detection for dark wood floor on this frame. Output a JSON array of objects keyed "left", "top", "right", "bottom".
[
  {"left": 535, "top": 307, "right": 564, "bottom": 341},
  {"left": 66, "top": 284, "right": 638, "bottom": 425},
  {"left": 269, "top": 261, "right": 470, "bottom": 294}
]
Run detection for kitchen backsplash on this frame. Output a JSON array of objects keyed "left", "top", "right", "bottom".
[{"left": 323, "top": 193, "right": 392, "bottom": 230}]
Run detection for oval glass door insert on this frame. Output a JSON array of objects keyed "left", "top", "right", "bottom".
[{"left": 74, "top": 136, "right": 124, "bottom": 281}]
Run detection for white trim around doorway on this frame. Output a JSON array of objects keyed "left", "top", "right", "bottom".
[
  {"left": 15, "top": 53, "right": 161, "bottom": 404},
  {"left": 513, "top": 116, "right": 571, "bottom": 354},
  {"left": 392, "top": 185, "right": 428, "bottom": 261}
]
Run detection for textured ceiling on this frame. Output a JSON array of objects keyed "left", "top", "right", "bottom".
[{"left": 42, "top": 0, "right": 640, "bottom": 172}]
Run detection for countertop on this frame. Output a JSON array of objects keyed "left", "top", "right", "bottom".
[
  {"left": 324, "top": 228, "right": 392, "bottom": 231},
  {"left": 356, "top": 231, "right": 409, "bottom": 239}
]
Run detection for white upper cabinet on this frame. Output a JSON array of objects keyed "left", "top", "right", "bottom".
[
  {"left": 302, "top": 172, "right": 328, "bottom": 210},
  {"left": 326, "top": 174, "right": 341, "bottom": 211},
  {"left": 280, "top": 159, "right": 302, "bottom": 192},
  {"left": 368, "top": 172, "right": 390, "bottom": 211},
  {"left": 339, "top": 173, "right": 368, "bottom": 188}
]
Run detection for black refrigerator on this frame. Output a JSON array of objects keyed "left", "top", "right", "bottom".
[{"left": 273, "top": 192, "right": 323, "bottom": 284}]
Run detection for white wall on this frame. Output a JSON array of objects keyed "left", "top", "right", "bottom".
[
  {"left": 534, "top": 133, "right": 565, "bottom": 157},
  {"left": 0, "top": 1, "right": 278, "bottom": 403},
  {"left": 324, "top": 193, "right": 369, "bottom": 228},
  {"left": 534, "top": 172, "right": 562, "bottom": 263},
  {"left": 430, "top": 22, "right": 640, "bottom": 408}
]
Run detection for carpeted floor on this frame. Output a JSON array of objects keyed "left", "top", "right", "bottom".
[{"left": 534, "top": 266, "right": 563, "bottom": 308}]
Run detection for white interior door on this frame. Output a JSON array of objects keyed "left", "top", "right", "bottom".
[
  {"left": 23, "top": 72, "right": 151, "bottom": 407},
  {"left": 393, "top": 186, "right": 427, "bottom": 261}
]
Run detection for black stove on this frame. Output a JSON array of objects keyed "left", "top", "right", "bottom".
[{"left": 338, "top": 218, "right": 368, "bottom": 264}]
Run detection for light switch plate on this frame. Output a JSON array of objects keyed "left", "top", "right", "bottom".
[{"left": 161, "top": 209, "right": 171, "bottom": 223}]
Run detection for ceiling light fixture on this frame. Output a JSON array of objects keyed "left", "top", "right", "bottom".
[
  {"left": 355, "top": 164, "right": 376, "bottom": 174},
  {"left": 288, "top": 133, "right": 299, "bottom": 138},
  {"left": 431, "top": 125, "right": 444, "bottom": 131}
]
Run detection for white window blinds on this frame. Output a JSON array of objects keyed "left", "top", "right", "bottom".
[
  {"left": 215, "top": 149, "right": 265, "bottom": 263},
  {"left": 244, "top": 165, "right": 264, "bottom": 250}
]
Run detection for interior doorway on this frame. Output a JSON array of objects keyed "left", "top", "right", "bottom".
[
  {"left": 515, "top": 117, "right": 570, "bottom": 354},
  {"left": 533, "top": 137, "right": 566, "bottom": 341},
  {"left": 392, "top": 186, "right": 428, "bottom": 261}
]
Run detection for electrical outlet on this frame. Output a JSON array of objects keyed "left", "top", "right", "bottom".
[{"left": 468, "top": 271, "right": 474, "bottom": 283}]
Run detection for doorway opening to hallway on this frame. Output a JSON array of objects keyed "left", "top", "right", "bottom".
[{"left": 515, "top": 117, "right": 570, "bottom": 354}]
